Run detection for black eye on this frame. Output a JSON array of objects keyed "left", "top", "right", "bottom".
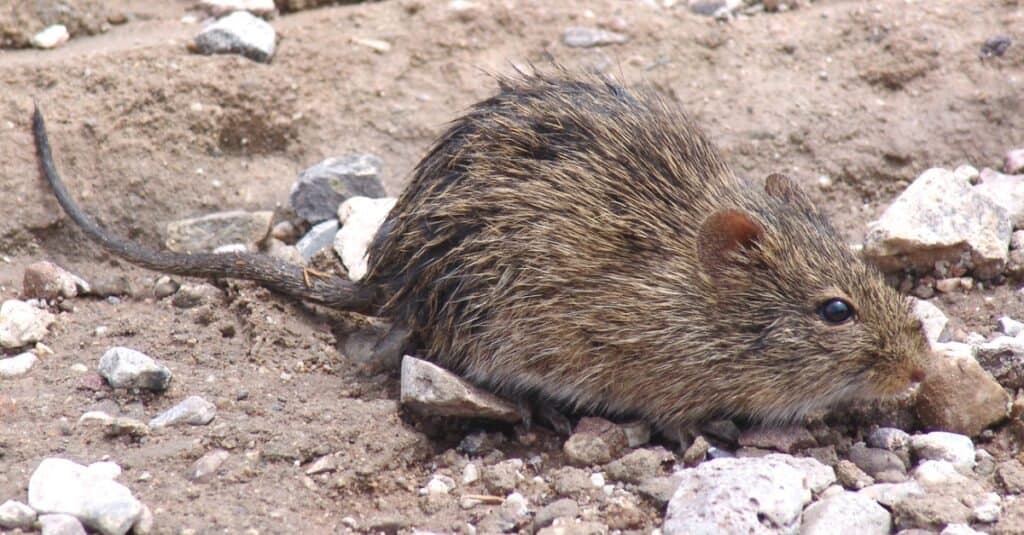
[{"left": 819, "top": 298, "right": 854, "bottom": 324}]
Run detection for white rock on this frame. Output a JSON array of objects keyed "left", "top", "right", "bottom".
[
  {"left": 975, "top": 168, "right": 1024, "bottom": 228},
  {"left": 334, "top": 196, "right": 396, "bottom": 281},
  {"left": 503, "top": 492, "right": 529, "bottom": 517},
  {"left": 864, "top": 167, "right": 1012, "bottom": 279},
  {"left": 422, "top": 474, "right": 456, "bottom": 496},
  {"left": 1006, "top": 149, "right": 1024, "bottom": 175},
  {"left": 399, "top": 355, "right": 520, "bottom": 422},
  {"left": 289, "top": 155, "right": 385, "bottom": 224},
  {"left": 194, "top": 12, "right": 276, "bottom": 62},
  {"left": 942, "top": 524, "right": 986, "bottom": 535},
  {"left": 858, "top": 481, "right": 925, "bottom": 507},
  {"left": 31, "top": 24, "right": 70, "bottom": 49},
  {"left": 800, "top": 492, "right": 891, "bottom": 535},
  {"left": 562, "top": 26, "right": 629, "bottom": 48},
  {"left": 463, "top": 463, "right": 480, "bottom": 484},
  {"left": 0, "top": 352, "right": 38, "bottom": 378},
  {"left": 198, "top": 0, "right": 276, "bottom": 17},
  {"left": 910, "top": 432, "right": 975, "bottom": 472},
  {"left": 98, "top": 347, "right": 172, "bottom": 392},
  {"left": 0, "top": 500, "right": 37, "bottom": 529},
  {"left": 39, "top": 513, "right": 87, "bottom": 535},
  {"left": 912, "top": 460, "right": 971, "bottom": 488},
  {"left": 972, "top": 492, "right": 1001, "bottom": 523},
  {"left": 0, "top": 299, "right": 56, "bottom": 348},
  {"left": 663, "top": 455, "right": 823, "bottom": 534},
  {"left": 148, "top": 395, "right": 217, "bottom": 429},
  {"left": 998, "top": 316, "right": 1024, "bottom": 337},
  {"left": 911, "top": 298, "right": 948, "bottom": 345},
  {"left": 28, "top": 458, "right": 143, "bottom": 535}
]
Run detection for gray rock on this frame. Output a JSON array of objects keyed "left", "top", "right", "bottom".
[
  {"left": 148, "top": 395, "right": 217, "bottom": 428},
  {"left": 911, "top": 298, "right": 948, "bottom": 345},
  {"left": 867, "top": 427, "right": 911, "bottom": 451},
  {"left": 170, "top": 282, "right": 225, "bottom": 309},
  {"left": 295, "top": 219, "right": 339, "bottom": 260},
  {"left": 893, "top": 494, "right": 972, "bottom": 530},
  {"left": 621, "top": 421, "right": 651, "bottom": 447},
  {"left": 39, "top": 514, "right": 87, "bottom": 535},
  {"left": 999, "top": 316, "right": 1024, "bottom": 337},
  {"left": 573, "top": 417, "right": 628, "bottom": 458},
  {"left": 0, "top": 499, "right": 36, "bottom": 529},
  {"left": 482, "top": 459, "right": 523, "bottom": 495},
  {"left": 638, "top": 475, "right": 683, "bottom": 507},
  {"left": 910, "top": 432, "right": 975, "bottom": 472},
  {"left": 31, "top": 24, "right": 69, "bottom": 49},
  {"left": 194, "top": 11, "right": 276, "bottom": 62},
  {"left": 534, "top": 498, "right": 579, "bottom": 529},
  {"left": 28, "top": 458, "right": 143, "bottom": 535},
  {"left": 23, "top": 261, "right": 90, "bottom": 300},
  {"left": 835, "top": 460, "right": 875, "bottom": 490},
  {"left": 864, "top": 167, "right": 1012, "bottom": 279},
  {"left": 689, "top": 0, "right": 743, "bottom": 17},
  {"left": 399, "top": 355, "right": 520, "bottom": 422},
  {"left": 858, "top": 481, "right": 925, "bottom": 507},
  {"left": 335, "top": 197, "right": 396, "bottom": 281},
  {"left": 165, "top": 210, "right": 272, "bottom": 253},
  {"left": 975, "top": 168, "right": 1024, "bottom": 228},
  {"left": 0, "top": 299, "right": 56, "bottom": 348},
  {"left": 563, "top": 433, "right": 611, "bottom": 466},
  {"left": 996, "top": 459, "right": 1024, "bottom": 493},
  {"left": 848, "top": 444, "right": 907, "bottom": 480},
  {"left": 0, "top": 351, "right": 38, "bottom": 378},
  {"left": 1006, "top": 148, "right": 1024, "bottom": 175},
  {"left": 702, "top": 419, "right": 741, "bottom": 444},
  {"left": 188, "top": 449, "right": 230, "bottom": 482},
  {"left": 289, "top": 155, "right": 386, "bottom": 224},
  {"left": 663, "top": 455, "right": 828, "bottom": 534},
  {"left": 98, "top": 347, "right": 172, "bottom": 392},
  {"left": 915, "top": 344, "right": 1009, "bottom": 436},
  {"left": 975, "top": 335, "right": 1024, "bottom": 389},
  {"left": 801, "top": 492, "right": 892, "bottom": 535},
  {"left": 562, "top": 27, "right": 628, "bottom": 48},
  {"left": 737, "top": 425, "right": 816, "bottom": 453},
  {"left": 550, "top": 466, "right": 594, "bottom": 497},
  {"left": 605, "top": 447, "right": 674, "bottom": 483},
  {"left": 90, "top": 275, "right": 132, "bottom": 298},
  {"left": 972, "top": 492, "right": 1001, "bottom": 523}
]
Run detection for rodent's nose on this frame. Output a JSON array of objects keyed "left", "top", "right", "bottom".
[{"left": 909, "top": 367, "right": 926, "bottom": 385}]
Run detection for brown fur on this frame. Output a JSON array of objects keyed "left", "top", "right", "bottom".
[{"left": 34, "top": 70, "right": 930, "bottom": 429}]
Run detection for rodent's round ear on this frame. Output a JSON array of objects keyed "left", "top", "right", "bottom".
[
  {"left": 696, "top": 209, "right": 764, "bottom": 276},
  {"left": 764, "top": 173, "right": 814, "bottom": 210}
]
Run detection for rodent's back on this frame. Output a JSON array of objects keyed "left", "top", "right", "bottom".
[{"left": 366, "top": 72, "right": 929, "bottom": 427}]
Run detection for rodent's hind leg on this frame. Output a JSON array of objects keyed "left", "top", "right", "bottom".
[
  {"left": 516, "top": 399, "right": 573, "bottom": 436},
  {"left": 357, "top": 323, "right": 413, "bottom": 375}
]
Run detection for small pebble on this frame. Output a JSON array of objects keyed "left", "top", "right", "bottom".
[
  {"left": 38, "top": 514, "right": 86, "bottom": 535},
  {"left": 971, "top": 492, "right": 1001, "bottom": 523},
  {"left": 980, "top": 35, "right": 1012, "bottom": 58},
  {"left": 0, "top": 500, "right": 37, "bottom": 529},
  {"left": 682, "top": 435, "right": 710, "bottom": 466},
  {"left": 0, "top": 299, "right": 56, "bottom": 349},
  {"left": 149, "top": 395, "right": 217, "bottom": 428},
  {"left": 621, "top": 421, "right": 651, "bottom": 447},
  {"left": 295, "top": 220, "right": 339, "bottom": 260},
  {"left": 188, "top": 449, "right": 230, "bottom": 482},
  {"left": 999, "top": 316, "right": 1024, "bottom": 337},
  {"left": 193, "top": 11, "right": 276, "bottom": 62},
  {"left": 562, "top": 26, "right": 628, "bottom": 48},
  {"left": 31, "top": 25, "right": 70, "bottom": 49},
  {"left": 563, "top": 432, "right": 612, "bottom": 466},
  {"left": 1006, "top": 148, "right": 1024, "bottom": 175},
  {"left": 166, "top": 210, "right": 272, "bottom": 253},
  {"left": 835, "top": 460, "right": 874, "bottom": 490},
  {"left": 534, "top": 498, "right": 579, "bottom": 529},
  {"left": 867, "top": 427, "right": 911, "bottom": 451},
  {"left": 152, "top": 276, "right": 180, "bottom": 299},
  {"left": 462, "top": 462, "right": 480, "bottom": 484},
  {"left": 98, "top": 347, "right": 172, "bottom": 392},
  {"left": 0, "top": 352, "right": 38, "bottom": 378}
]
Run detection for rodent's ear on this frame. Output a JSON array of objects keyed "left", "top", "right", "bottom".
[
  {"left": 764, "top": 173, "right": 815, "bottom": 210},
  {"left": 696, "top": 209, "right": 764, "bottom": 275}
]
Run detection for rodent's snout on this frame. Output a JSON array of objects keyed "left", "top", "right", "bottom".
[{"left": 909, "top": 366, "right": 926, "bottom": 385}]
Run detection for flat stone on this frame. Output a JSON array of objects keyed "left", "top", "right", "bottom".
[
  {"left": 399, "top": 355, "right": 520, "bottom": 422},
  {"left": 0, "top": 351, "right": 38, "bottom": 378},
  {"left": 39, "top": 514, "right": 86, "bottom": 535},
  {"left": 864, "top": 167, "right": 1012, "bottom": 279},
  {"left": 562, "top": 26, "right": 628, "bottom": 48},
  {"left": 910, "top": 432, "right": 975, "bottom": 472},
  {"left": 975, "top": 336, "right": 1024, "bottom": 389},
  {"left": 31, "top": 24, "right": 70, "bottom": 49},
  {"left": 638, "top": 475, "right": 684, "bottom": 507},
  {"left": 98, "top": 347, "right": 172, "bottom": 392},
  {"left": 858, "top": 481, "right": 925, "bottom": 507},
  {"left": 188, "top": 449, "right": 230, "bottom": 482},
  {"left": 911, "top": 298, "right": 948, "bottom": 345},
  {"left": 290, "top": 155, "right": 386, "bottom": 224},
  {"left": 23, "top": 261, "right": 91, "bottom": 300},
  {"left": 801, "top": 492, "right": 892, "bottom": 535},
  {"left": 165, "top": 210, "right": 272, "bottom": 253},
  {"left": 914, "top": 345, "right": 1009, "bottom": 436},
  {"left": 148, "top": 395, "right": 217, "bottom": 429},
  {"left": 193, "top": 11, "right": 276, "bottom": 62},
  {"left": 334, "top": 196, "right": 396, "bottom": 281},
  {"left": 975, "top": 168, "right": 1024, "bottom": 228},
  {"left": 0, "top": 299, "right": 56, "bottom": 348},
  {"left": 295, "top": 219, "right": 339, "bottom": 261},
  {"left": 737, "top": 425, "right": 816, "bottom": 453},
  {"left": 28, "top": 458, "right": 143, "bottom": 535},
  {"left": 664, "top": 455, "right": 820, "bottom": 534},
  {"left": 77, "top": 411, "right": 150, "bottom": 438},
  {"left": 893, "top": 494, "right": 972, "bottom": 530},
  {"left": 0, "top": 500, "right": 37, "bottom": 529}
]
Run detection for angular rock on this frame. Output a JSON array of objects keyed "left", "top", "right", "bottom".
[
  {"left": 0, "top": 500, "right": 36, "bottom": 529},
  {"left": 835, "top": 460, "right": 874, "bottom": 490},
  {"left": 604, "top": 447, "right": 674, "bottom": 483},
  {"left": 912, "top": 298, "right": 948, "bottom": 345},
  {"left": 801, "top": 492, "right": 891, "bottom": 535},
  {"left": 335, "top": 196, "right": 396, "bottom": 281},
  {"left": 295, "top": 219, "right": 339, "bottom": 261},
  {"left": 31, "top": 24, "right": 70, "bottom": 49},
  {"left": 188, "top": 449, "right": 230, "bottom": 482},
  {"left": 148, "top": 395, "right": 217, "bottom": 429},
  {"left": 165, "top": 210, "right": 272, "bottom": 253},
  {"left": 39, "top": 514, "right": 87, "bottom": 535},
  {"left": 23, "top": 261, "right": 90, "bottom": 300},
  {"left": 701, "top": 419, "right": 740, "bottom": 444},
  {"left": 975, "top": 168, "right": 1024, "bottom": 228},
  {"left": 737, "top": 425, "right": 816, "bottom": 453},
  {"left": 28, "top": 458, "right": 143, "bottom": 535},
  {"left": 914, "top": 345, "right": 1009, "bottom": 436},
  {"left": 562, "top": 27, "right": 628, "bottom": 48},
  {"left": 0, "top": 351, "right": 38, "bottom": 378},
  {"left": 910, "top": 431, "right": 975, "bottom": 472},
  {"left": 98, "top": 347, "right": 172, "bottom": 392},
  {"left": 867, "top": 427, "right": 911, "bottom": 451},
  {"left": 664, "top": 455, "right": 823, "bottom": 534},
  {"left": 975, "top": 336, "right": 1024, "bottom": 389},
  {"left": 682, "top": 436, "right": 710, "bottom": 466},
  {"left": 864, "top": 167, "right": 1012, "bottom": 279},
  {"left": 573, "top": 417, "right": 628, "bottom": 458},
  {"left": 621, "top": 421, "right": 651, "bottom": 447},
  {"left": 399, "top": 355, "right": 519, "bottom": 422},
  {"left": 0, "top": 299, "right": 56, "bottom": 348},
  {"left": 482, "top": 459, "right": 523, "bottom": 494},
  {"left": 290, "top": 155, "right": 386, "bottom": 224},
  {"left": 563, "top": 432, "right": 611, "bottom": 466},
  {"left": 193, "top": 11, "right": 276, "bottom": 62},
  {"left": 1006, "top": 148, "right": 1024, "bottom": 175}
]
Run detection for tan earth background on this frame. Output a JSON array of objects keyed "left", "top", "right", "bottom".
[{"left": 0, "top": 0, "right": 1023, "bottom": 533}]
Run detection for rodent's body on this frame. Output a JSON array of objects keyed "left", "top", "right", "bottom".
[{"left": 33, "top": 71, "right": 929, "bottom": 429}]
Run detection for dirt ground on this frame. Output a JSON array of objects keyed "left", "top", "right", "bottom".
[{"left": 0, "top": 0, "right": 1023, "bottom": 533}]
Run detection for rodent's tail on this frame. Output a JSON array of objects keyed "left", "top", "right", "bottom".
[{"left": 32, "top": 104, "right": 382, "bottom": 315}]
